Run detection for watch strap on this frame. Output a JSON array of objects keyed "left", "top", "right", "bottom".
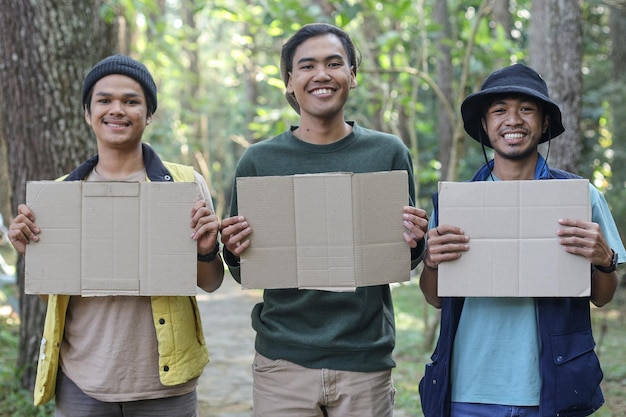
[{"left": 593, "top": 249, "right": 618, "bottom": 273}]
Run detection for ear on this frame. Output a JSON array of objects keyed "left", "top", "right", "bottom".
[
  {"left": 542, "top": 114, "right": 549, "bottom": 134},
  {"left": 286, "top": 72, "right": 294, "bottom": 94},
  {"left": 350, "top": 67, "right": 357, "bottom": 89},
  {"left": 84, "top": 107, "right": 92, "bottom": 126},
  {"left": 146, "top": 115, "right": 152, "bottom": 125}
]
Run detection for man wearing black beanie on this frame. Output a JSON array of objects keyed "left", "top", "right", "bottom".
[{"left": 8, "top": 55, "right": 224, "bottom": 417}]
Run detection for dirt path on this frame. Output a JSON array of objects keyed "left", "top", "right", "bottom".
[{"left": 196, "top": 277, "right": 260, "bottom": 417}]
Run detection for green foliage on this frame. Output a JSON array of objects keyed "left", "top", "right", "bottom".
[
  {"left": 0, "top": 305, "right": 54, "bottom": 417},
  {"left": 98, "top": 0, "right": 625, "bottom": 231}
]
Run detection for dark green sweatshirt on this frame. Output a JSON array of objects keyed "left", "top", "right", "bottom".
[{"left": 224, "top": 122, "right": 423, "bottom": 372}]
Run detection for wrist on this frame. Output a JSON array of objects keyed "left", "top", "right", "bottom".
[
  {"left": 423, "top": 259, "right": 438, "bottom": 271},
  {"left": 593, "top": 249, "right": 618, "bottom": 273},
  {"left": 197, "top": 242, "right": 220, "bottom": 263}
]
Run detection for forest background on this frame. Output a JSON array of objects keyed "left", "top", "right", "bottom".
[{"left": 1, "top": 0, "right": 626, "bottom": 415}]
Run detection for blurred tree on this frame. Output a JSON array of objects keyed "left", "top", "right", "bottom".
[
  {"left": 545, "top": 0, "right": 584, "bottom": 172},
  {"left": 434, "top": 0, "right": 454, "bottom": 181},
  {"left": 0, "top": 0, "right": 117, "bottom": 390},
  {"left": 606, "top": 4, "right": 626, "bottom": 241}
]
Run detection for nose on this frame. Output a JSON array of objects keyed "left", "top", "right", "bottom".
[
  {"left": 505, "top": 109, "right": 523, "bottom": 125},
  {"left": 313, "top": 66, "right": 331, "bottom": 82},
  {"left": 108, "top": 100, "right": 124, "bottom": 114}
]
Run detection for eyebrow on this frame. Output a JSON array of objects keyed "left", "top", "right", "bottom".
[{"left": 296, "top": 54, "right": 346, "bottom": 65}]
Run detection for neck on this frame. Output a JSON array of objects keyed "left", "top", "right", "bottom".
[
  {"left": 293, "top": 115, "right": 352, "bottom": 145},
  {"left": 95, "top": 144, "right": 145, "bottom": 179},
  {"left": 492, "top": 153, "right": 540, "bottom": 180}
]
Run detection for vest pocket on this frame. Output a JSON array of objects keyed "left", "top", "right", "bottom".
[{"left": 550, "top": 328, "right": 603, "bottom": 413}]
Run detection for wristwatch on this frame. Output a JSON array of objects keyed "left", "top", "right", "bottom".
[
  {"left": 197, "top": 242, "right": 220, "bottom": 263},
  {"left": 593, "top": 249, "right": 618, "bottom": 273}
]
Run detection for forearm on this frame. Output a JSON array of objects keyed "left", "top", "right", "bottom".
[
  {"left": 590, "top": 268, "right": 618, "bottom": 307},
  {"left": 419, "top": 265, "right": 441, "bottom": 309},
  {"left": 197, "top": 254, "right": 224, "bottom": 293}
]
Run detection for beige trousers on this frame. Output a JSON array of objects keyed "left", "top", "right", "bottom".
[{"left": 252, "top": 352, "right": 395, "bottom": 417}]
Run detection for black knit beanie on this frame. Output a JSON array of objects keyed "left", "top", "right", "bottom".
[{"left": 82, "top": 55, "right": 158, "bottom": 114}]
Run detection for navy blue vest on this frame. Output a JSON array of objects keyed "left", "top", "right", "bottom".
[{"left": 419, "top": 158, "right": 604, "bottom": 417}]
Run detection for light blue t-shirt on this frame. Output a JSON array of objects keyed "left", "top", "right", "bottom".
[{"left": 446, "top": 182, "right": 626, "bottom": 405}]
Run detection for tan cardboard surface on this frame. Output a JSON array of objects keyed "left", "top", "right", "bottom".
[
  {"left": 438, "top": 179, "right": 591, "bottom": 297},
  {"left": 25, "top": 181, "right": 198, "bottom": 296},
  {"left": 237, "top": 171, "right": 410, "bottom": 291}
]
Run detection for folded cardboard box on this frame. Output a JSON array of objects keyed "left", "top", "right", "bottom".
[
  {"left": 438, "top": 179, "right": 590, "bottom": 297},
  {"left": 237, "top": 171, "right": 411, "bottom": 291},
  {"left": 25, "top": 181, "right": 198, "bottom": 296}
]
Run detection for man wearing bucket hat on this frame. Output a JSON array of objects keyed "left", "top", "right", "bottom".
[
  {"left": 418, "top": 63, "right": 626, "bottom": 417},
  {"left": 8, "top": 55, "right": 224, "bottom": 416}
]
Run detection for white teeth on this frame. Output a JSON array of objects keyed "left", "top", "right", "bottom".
[
  {"left": 312, "top": 88, "right": 332, "bottom": 95},
  {"left": 108, "top": 123, "right": 127, "bottom": 128},
  {"left": 504, "top": 133, "right": 524, "bottom": 139}
]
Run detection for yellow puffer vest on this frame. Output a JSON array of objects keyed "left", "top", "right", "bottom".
[{"left": 33, "top": 161, "right": 209, "bottom": 406}]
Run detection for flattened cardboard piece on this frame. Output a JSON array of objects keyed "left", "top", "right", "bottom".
[
  {"left": 438, "top": 179, "right": 591, "bottom": 297},
  {"left": 237, "top": 171, "right": 410, "bottom": 291},
  {"left": 25, "top": 181, "right": 198, "bottom": 296}
]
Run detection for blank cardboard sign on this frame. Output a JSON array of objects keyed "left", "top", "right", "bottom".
[
  {"left": 25, "top": 181, "right": 198, "bottom": 296},
  {"left": 438, "top": 179, "right": 590, "bottom": 297},
  {"left": 237, "top": 171, "right": 411, "bottom": 291}
]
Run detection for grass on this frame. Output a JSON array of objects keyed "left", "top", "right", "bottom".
[{"left": 391, "top": 277, "right": 626, "bottom": 417}]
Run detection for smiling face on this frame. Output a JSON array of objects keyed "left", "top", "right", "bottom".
[
  {"left": 482, "top": 94, "right": 549, "bottom": 162},
  {"left": 286, "top": 34, "right": 357, "bottom": 124},
  {"left": 84, "top": 74, "right": 152, "bottom": 151}
]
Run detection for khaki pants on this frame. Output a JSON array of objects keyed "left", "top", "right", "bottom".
[{"left": 252, "top": 352, "right": 395, "bottom": 417}]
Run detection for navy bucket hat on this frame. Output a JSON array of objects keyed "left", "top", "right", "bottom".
[{"left": 460, "top": 63, "right": 565, "bottom": 147}]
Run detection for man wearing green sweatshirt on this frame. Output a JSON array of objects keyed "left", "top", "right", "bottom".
[{"left": 220, "top": 23, "right": 428, "bottom": 417}]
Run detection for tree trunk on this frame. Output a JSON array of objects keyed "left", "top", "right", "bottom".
[
  {"left": 0, "top": 117, "right": 10, "bottom": 224},
  {"left": 544, "top": 0, "right": 583, "bottom": 172},
  {"left": 529, "top": 0, "right": 548, "bottom": 75},
  {"left": 0, "top": 0, "right": 117, "bottom": 391},
  {"left": 609, "top": 6, "right": 626, "bottom": 192},
  {"left": 434, "top": 0, "right": 454, "bottom": 181}
]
